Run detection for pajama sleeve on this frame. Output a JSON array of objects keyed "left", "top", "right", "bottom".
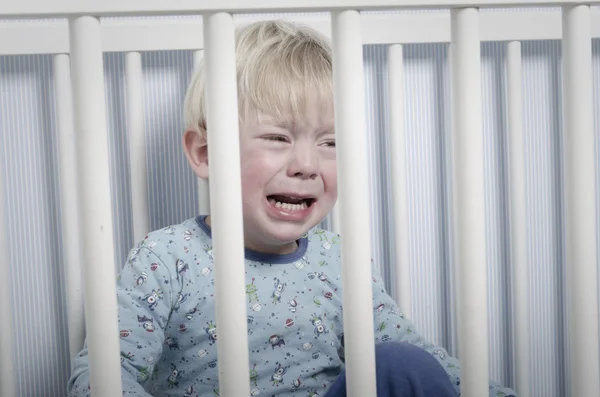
[
  {"left": 67, "top": 243, "right": 181, "bottom": 397},
  {"left": 369, "top": 262, "right": 518, "bottom": 397}
]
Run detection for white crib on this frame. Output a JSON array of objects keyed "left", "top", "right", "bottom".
[{"left": 0, "top": 1, "right": 598, "bottom": 397}]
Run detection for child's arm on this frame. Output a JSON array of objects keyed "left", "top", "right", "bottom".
[
  {"left": 369, "top": 261, "right": 518, "bottom": 397},
  {"left": 67, "top": 243, "right": 180, "bottom": 397}
]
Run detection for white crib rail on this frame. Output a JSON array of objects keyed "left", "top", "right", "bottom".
[
  {"left": 506, "top": 40, "right": 531, "bottom": 397},
  {"left": 68, "top": 15, "right": 123, "bottom": 396},
  {"left": 450, "top": 8, "right": 489, "bottom": 396},
  {"left": 0, "top": 2, "right": 599, "bottom": 397},
  {"left": 193, "top": 50, "right": 211, "bottom": 216},
  {"left": 4, "top": 9, "right": 600, "bottom": 55},
  {"left": 126, "top": 51, "right": 151, "bottom": 242},
  {"left": 332, "top": 10, "right": 378, "bottom": 395},
  {"left": 388, "top": 43, "right": 412, "bottom": 318},
  {"left": 0, "top": 119, "right": 16, "bottom": 397},
  {"left": 562, "top": 5, "right": 600, "bottom": 396},
  {"left": 1, "top": 0, "right": 600, "bottom": 17},
  {"left": 203, "top": 13, "right": 252, "bottom": 396},
  {"left": 54, "top": 53, "right": 87, "bottom": 364}
]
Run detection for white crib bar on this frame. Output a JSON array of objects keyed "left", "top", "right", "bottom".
[
  {"left": 0, "top": 136, "right": 16, "bottom": 397},
  {"left": 450, "top": 8, "right": 489, "bottom": 397},
  {"left": 331, "top": 10, "right": 377, "bottom": 397},
  {"left": 54, "top": 53, "right": 86, "bottom": 363},
  {"left": 126, "top": 52, "right": 150, "bottom": 242},
  {"left": 68, "top": 16, "right": 123, "bottom": 396},
  {"left": 331, "top": 202, "right": 341, "bottom": 234},
  {"left": 562, "top": 5, "right": 600, "bottom": 397},
  {"left": 388, "top": 44, "right": 412, "bottom": 318},
  {"left": 506, "top": 40, "right": 531, "bottom": 397},
  {"left": 202, "top": 13, "right": 251, "bottom": 397},
  {"left": 193, "top": 49, "right": 211, "bottom": 216},
  {"left": 2, "top": 0, "right": 599, "bottom": 18}
]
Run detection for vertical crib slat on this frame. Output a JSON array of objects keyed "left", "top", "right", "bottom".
[
  {"left": 331, "top": 10, "right": 377, "bottom": 397},
  {"left": 331, "top": 202, "right": 341, "bottom": 234},
  {"left": 562, "top": 5, "right": 600, "bottom": 397},
  {"left": 0, "top": 134, "right": 16, "bottom": 397},
  {"left": 54, "top": 53, "right": 86, "bottom": 363},
  {"left": 126, "top": 51, "right": 150, "bottom": 241},
  {"left": 388, "top": 44, "right": 412, "bottom": 318},
  {"left": 203, "top": 13, "right": 251, "bottom": 397},
  {"left": 506, "top": 41, "right": 531, "bottom": 397},
  {"left": 68, "top": 16, "right": 122, "bottom": 396},
  {"left": 193, "top": 49, "right": 210, "bottom": 216},
  {"left": 450, "top": 8, "right": 489, "bottom": 397}
]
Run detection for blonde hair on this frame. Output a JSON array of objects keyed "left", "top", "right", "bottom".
[{"left": 183, "top": 19, "right": 333, "bottom": 134}]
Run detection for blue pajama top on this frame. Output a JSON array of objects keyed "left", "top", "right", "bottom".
[{"left": 67, "top": 216, "right": 517, "bottom": 397}]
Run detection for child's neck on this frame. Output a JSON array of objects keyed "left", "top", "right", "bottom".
[{"left": 204, "top": 215, "right": 298, "bottom": 255}]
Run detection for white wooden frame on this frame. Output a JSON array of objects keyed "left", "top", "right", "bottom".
[
  {"left": 0, "top": 2, "right": 598, "bottom": 397},
  {"left": 1, "top": 10, "right": 600, "bottom": 56},
  {"left": 0, "top": 0, "right": 599, "bottom": 16}
]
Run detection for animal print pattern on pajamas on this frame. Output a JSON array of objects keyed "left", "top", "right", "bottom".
[{"left": 67, "top": 216, "right": 517, "bottom": 397}]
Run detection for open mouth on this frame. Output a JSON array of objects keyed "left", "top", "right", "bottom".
[{"left": 267, "top": 195, "right": 316, "bottom": 211}]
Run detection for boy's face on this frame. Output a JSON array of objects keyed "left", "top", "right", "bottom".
[{"left": 237, "top": 101, "right": 337, "bottom": 254}]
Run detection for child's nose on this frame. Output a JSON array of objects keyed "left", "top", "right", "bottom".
[{"left": 288, "top": 146, "right": 318, "bottom": 180}]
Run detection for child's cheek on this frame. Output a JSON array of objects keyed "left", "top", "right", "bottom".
[
  {"left": 239, "top": 156, "right": 273, "bottom": 195},
  {"left": 322, "top": 161, "right": 338, "bottom": 194}
]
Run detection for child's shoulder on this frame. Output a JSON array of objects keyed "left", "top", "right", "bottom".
[
  {"left": 128, "top": 217, "right": 211, "bottom": 263},
  {"left": 142, "top": 217, "right": 208, "bottom": 245}
]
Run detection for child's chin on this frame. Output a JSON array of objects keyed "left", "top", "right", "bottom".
[{"left": 269, "top": 228, "right": 309, "bottom": 243}]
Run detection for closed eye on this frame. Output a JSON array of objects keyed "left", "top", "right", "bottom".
[
  {"left": 263, "top": 135, "right": 289, "bottom": 143},
  {"left": 322, "top": 140, "right": 336, "bottom": 148}
]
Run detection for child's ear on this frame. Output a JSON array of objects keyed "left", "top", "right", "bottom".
[{"left": 183, "top": 129, "right": 209, "bottom": 179}]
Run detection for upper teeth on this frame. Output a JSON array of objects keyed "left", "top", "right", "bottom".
[{"left": 269, "top": 198, "right": 308, "bottom": 211}]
